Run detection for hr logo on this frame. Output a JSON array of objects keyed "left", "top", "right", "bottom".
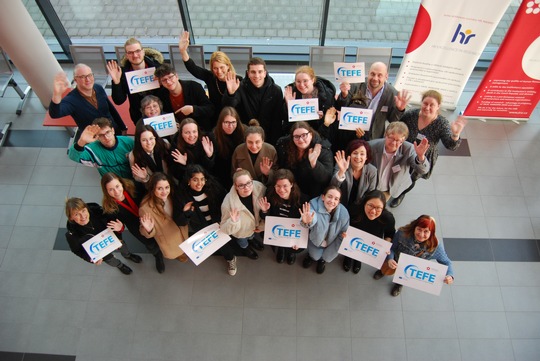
[{"left": 451, "top": 23, "right": 476, "bottom": 45}]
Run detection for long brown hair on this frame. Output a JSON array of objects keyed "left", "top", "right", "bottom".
[
  {"left": 140, "top": 172, "right": 174, "bottom": 220},
  {"left": 133, "top": 125, "right": 169, "bottom": 169},
  {"left": 176, "top": 118, "right": 201, "bottom": 155},
  {"left": 266, "top": 169, "right": 301, "bottom": 208},
  {"left": 100, "top": 172, "right": 137, "bottom": 214},
  {"left": 214, "top": 106, "right": 244, "bottom": 157},
  {"left": 287, "top": 121, "right": 318, "bottom": 167},
  {"left": 400, "top": 215, "right": 439, "bottom": 252}
]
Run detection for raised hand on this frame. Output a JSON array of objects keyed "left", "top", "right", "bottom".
[
  {"left": 183, "top": 201, "right": 194, "bottom": 212},
  {"left": 308, "top": 143, "right": 322, "bottom": 169},
  {"left": 299, "top": 202, "right": 314, "bottom": 225},
  {"left": 284, "top": 85, "right": 296, "bottom": 102},
  {"left": 394, "top": 89, "right": 411, "bottom": 111},
  {"left": 323, "top": 107, "right": 337, "bottom": 127},
  {"left": 450, "top": 115, "right": 468, "bottom": 138},
  {"left": 107, "top": 219, "right": 124, "bottom": 232},
  {"left": 175, "top": 105, "right": 194, "bottom": 116},
  {"left": 259, "top": 156, "right": 273, "bottom": 176},
  {"left": 52, "top": 72, "right": 70, "bottom": 103},
  {"left": 230, "top": 208, "right": 240, "bottom": 223},
  {"left": 178, "top": 30, "right": 190, "bottom": 54},
  {"left": 413, "top": 137, "right": 429, "bottom": 162},
  {"left": 131, "top": 163, "right": 148, "bottom": 181},
  {"left": 171, "top": 149, "right": 188, "bottom": 165},
  {"left": 201, "top": 136, "right": 214, "bottom": 157},
  {"left": 77, "top": 125, "right": 100, "bottom": 146},
  {"left": 106, "top": 60, "right": 122, "bottom": 84},
  {"left": 225, "top": 71, "right": 240, "bottom": 94},
  {"left": 258, "top": 197, "right": 271, "bottom": 213},
  {"left": 140, "top": 213, "right": 155, "bottom": 233},
  {"left": 339, "top": 81, "right": 351, "bottom": 98},
  {"left": 334, "top": 150, "right": 350, "bottom": 177}
]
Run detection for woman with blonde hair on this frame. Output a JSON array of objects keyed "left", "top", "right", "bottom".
[
  {"left": 139, "top": 172, "right": 190, "bottom": 262},
  {"left": 178, "top": 31, "right": 243, "bottom": 124}
]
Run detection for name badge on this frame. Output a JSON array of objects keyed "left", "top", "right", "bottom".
[{"left": 392, "top": 165, "right": 401, "bottom": 173}]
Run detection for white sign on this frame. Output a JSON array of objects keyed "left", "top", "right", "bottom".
[
  {"left": 143, "top": 113, "right": 178, "bottom": 138},
  {"left": 338, "top": 227, "right": 391, "bottom": 269},
  {"left": 263, "top": 216, "right": 308, "bottom": 249},
  {"left": 392, "top": 253, "right": 449, "bottom": 296},
  {"left": 338, "top": 107, "right": 373, "bottom": 131},
  {"left": 126, "top": 67, "right": 160, "bottom": 94},
  {"left": 180, "top": 223, "right": 231, "bottom": 266},
  {"left": 334, "top": 62, "right": 366, "bottom": 83},
  {"left": 287, "top": 98, "right": 319, "bottom": 122},
  {"left": 82, "top": 228, "right": 123, "bottom": 263}
]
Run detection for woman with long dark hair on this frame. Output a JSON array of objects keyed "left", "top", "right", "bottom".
[{"left": 129, "top": 124, "right": 171, "bottom": 185}]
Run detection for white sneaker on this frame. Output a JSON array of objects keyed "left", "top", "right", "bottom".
[{"left": 227, "top": 256, "right": 237, "bottom": 276}]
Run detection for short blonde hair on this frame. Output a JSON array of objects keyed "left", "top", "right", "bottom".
[{"left": 385, "top": 121, "right": 409, "bottom": 139}]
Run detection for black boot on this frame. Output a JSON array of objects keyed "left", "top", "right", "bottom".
[
  {"left": 276, "top": 247, "right": 285, "bottom": 263},
  {"left": 343, "top": 257, "right": 352, "bottom": 272},
  {"left": 154, "top": 252, "right": 165, "bottom": 273}
]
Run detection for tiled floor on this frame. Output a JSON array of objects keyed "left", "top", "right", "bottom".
[{"left": 0, "top": 67, "right": 539, "bottom": 361}]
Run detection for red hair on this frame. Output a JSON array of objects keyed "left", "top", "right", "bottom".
[{"left": 400, "top": 215, "right": 438, "bottom": 252}]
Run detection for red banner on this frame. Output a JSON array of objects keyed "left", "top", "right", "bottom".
[{"left": 464, "top": 1, "right": 540, "bottom": 119}]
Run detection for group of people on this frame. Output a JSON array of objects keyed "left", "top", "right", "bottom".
[{"left": 54, "top": 35, "right": 465, "bottom": 296}]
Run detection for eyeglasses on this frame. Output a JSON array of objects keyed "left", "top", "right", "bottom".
[
  {"left": 144, "top": 104, "right": 160, "bottom": 111},
  {"left": 223, "top": 120, "right": 237, "bottom": 126},
  {"left": 98, "top": 129, "right": 114, "bottom": 139},
  {"left": 236, "top": 180, "right": 253, "bottom": 190},
  {"left": 74, "top": 73, "right": 94, "bottom": 80},
  {"left": 292, "top": 132, "right": 310, "bottom": 141},
  {"left": 126, "top": 49, "right": 143, "bottom": 56},
  {"left": 386, "top": 136, "right": 404, "bottom": 144},
  {"left": 366, "top": 203, "right": 384, "bottom": 212},
  {"left": 160, "top": 74, "right": 177, "bottom": 83}
]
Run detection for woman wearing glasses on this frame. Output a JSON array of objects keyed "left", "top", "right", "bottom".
[
  {"left": 231, "top": 119, "right": 278, "bottom": 185},
  {"left": 259, "top": 169, "right": 310, "bottom": 265},
  {"left": 210, "top": 107, "right": 246, "bottom": 189},
  {"left": 220, "top": 169, "right": 266, "bottom": 260},
  {"left": 276, "top": 122, "right": 334, "bottom": 198},
  {"left": 343, "top": 190, "right": 396, "bottom": 274}
]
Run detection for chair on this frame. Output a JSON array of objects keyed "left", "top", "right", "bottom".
[
  {"left": 115, "top": 45, "right": 126, "bottom": 63},
  {"left": 217, "top": 46, "right": 253, "bottom": 75},
  {"left": 168, "top": 44, "right": 206, "bottom": 84},
  {"left": 0, "top": 47, "right": 32, "bottom": 115},
  {"left": 356, "top": 47, "right": 393, "bottom": 73},
  {"left": 69, "top": 45, "right": 109, "bottom": 88},
  {"left": 309, "top": 46, "right": 345, "bottom": 82}
]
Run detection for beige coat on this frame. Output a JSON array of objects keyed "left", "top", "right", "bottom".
[
  {"left": 220, "top": 180, "right": 266, "bottom": 238},
  {"left": 139, "top": 200, "right": 188, "bottom": 259}
]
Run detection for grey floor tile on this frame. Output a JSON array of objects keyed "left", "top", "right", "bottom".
[
  {"left": 243, "top": 281, "right": 297, "bottom": 309},
  {"left": 0, "top": 271, "right": 45, "bottom": 298},
  {"left": 22, "top": 185, "right": 70, "bottom": 206},
  {"left": 0, "top": 322, "right": 29, "bottom": 352},
  {"left": 401, "top": 284, "right": 454, "bottom": 312},
  {"left": 183, "top": 305, "right": 243, "bottom": 335},
  {"left": 0, "top": 165, "right": 34, "bottom": 184},
  {"left": 443, "top": 238, "right": 493, "bottom": 262},
  {"left": 481, "top": 195, "right": 529, "bottom": 217},
  {"left": 174, "top": 333, "right": 242, "bottom": 361},
  {"left": 468, "top": 138, "right": 513, "bottom": 157},
  {"left": 509, "top": 140, "right": 540, "bottom": 160},
  {"left": 350, "top": 310, "right": 404, "bottom": 338},
  {"left": 391, "top": 193, "right": 438, "bottom": 216},
  {"left": 406, "top": 339, "right": 461, "bottom": 361},
  {"left": 496, "top": 262, "right": 540, "bottom": 287},
  {"left": 437, "top": 194, "right": 485, "bottom": 216},
  {"left": 352, "top": 338, "right": 407, "bottom": 361},
  {"left": 26, "top": 324, "right": 81, "bottom": 355},
  {"left": 25, "top": 354, "right": 76, "bottom": 361},
  {"left": 296, "top": 279, "right": 349, "bottom": 310},
  {"left": 506, "top": 312, "right": 540, "bottom": 338},
  {"left": 67, "top": 186, "right": 103, "bottom": 205},
  {"left": 403, "top": 311, "right": 458, "bottom": 339},
  {"left": 452, "top": 285, "right": 504, "bottom": 311},
  {"left": 76, "top": 327, "right": 134, "bottom": 359},
  {"left": 519, "top": 176, "right": 540, "bottom": 196},
  {"left": 134, "top": 303, "right": 184, "bottom": 333},
  {"left": 8, "top": 226, "right": 58, "bottom": 250},
  {"left": 36, "top": 148, "right": 77, "bottom": 166},
  {"left": 476, "top": 175, "right": 524, "bottom": 196},
  {"left": 349, "top": 282, "right": 403, "bottom": 311},
  {"left": 431, "top": 156, "right": 475, "bottom": 175},
  {"left": 135, "top": 275, "right": 193, "bottom": 305},
  {"left": 466, "top": 122, "right": 508, "bottom": 140},
  {"left": 431, "top": 174, "right": 479, "bottom": 195},
  {"left": 501, "top": 287, "right": 540, "bottom": 312},
  {"left": 0, "top": 147, "right": 40, "bottom": 166},
  {"left": 190, "top": 279, "right": 244, "bottom": 307},
  {"left": 130, "top": 330, "right": 183, "bottom": 360},
  {"left": 460, "top": 339, "right": 515, "bottom": 361},
  {"left": 243, "top": 307, "right": 296, "bottom": 336},
  {"left": 32, "top": 299, "right": 87, "bottom": 327},
  {"left": 438, "top": 215, "right": 490, "bottom": 238},
  {"left": 455, "top": 311, "right": 510, "bottom": 339},
  {"left": 71, "top": 166, "right": 101, "bottom": 187},
  {"left": 297, "top": 336, "right": 352, "bottom": 361},
  {"left": 0, "top": 351, "right": 23, "bottom": 361},
  {"left": 241, "top": 335, "right": 296, "bottom": 361},
  {"left": 491, "top": 239, "right": 540, "bottom": 262},
  {"left": 15, "top": 205, "right": 64, "bottom": 227},
  {"left": 46, "top": 250, "right": 96, "bottom": 276},
  {"left": 0, "top": 225, "right": 14, "bottom": 248},
  {"left": 0, "top": 249, "right": 51, "bottom": 273},
  {"left": 29, "top": 166, "right": 76, "bottom": 186},
  {"left": 0, "top": 296, "right": 38, "bottom": 323},
  {"left": 40, "top": 274, "right": 94, "bottom": 301},
  {"left": 0, "top": 184, "right": 27, "bottom": 205},
  {"left": 453, "top": 261, "right": 499, "bottom": 286},
  {"left": 486, "top": 217, "right": 536, "bottom": 239},
  {"left": 473, "top": 157, "right": 518, "bottom": 177},
  {"left": 89, "top": 276, "right": 140, "bottom": 303},
  {"left": 512, "top": 339, "right": 540, "bottom": 361},
  {"left": 525, "top": 196, "right": 540, "bottom": 218},
  {"left": 83, "top": 301, "right": 138, "bottom": 330},
  {"left": 0, "top": 205, "right": 20, "bottom": 226}
]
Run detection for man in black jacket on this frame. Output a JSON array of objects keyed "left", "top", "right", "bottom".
[{"left": 223, "top": 57, "right": 284, "bottom": 145}]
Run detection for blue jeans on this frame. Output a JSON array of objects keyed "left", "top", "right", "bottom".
[{"left": 236, "top": 234, "right": 254, "bottom": 249}]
